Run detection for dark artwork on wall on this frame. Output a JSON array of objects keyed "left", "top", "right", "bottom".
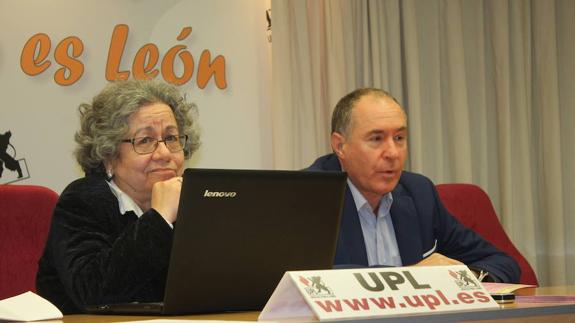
[
  {"left": 266, "top": 8, "right": 272, "bottom": 43},
  {"left": 0, "top": 130, "right": 30, "bottom": 184}
]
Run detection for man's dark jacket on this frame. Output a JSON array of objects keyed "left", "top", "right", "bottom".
[{"left": 308, "top": 153, "right": 520, "bottom": 283}]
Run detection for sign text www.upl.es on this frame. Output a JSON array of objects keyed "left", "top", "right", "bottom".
[
  {"left": 313, "top": 270, "right": 492, "bottom": 313},
  {"left": 259, "top": 265, "right": 499, "bottom": 321}
]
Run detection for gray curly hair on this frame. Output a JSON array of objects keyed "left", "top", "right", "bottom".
[{"left": 74, "top": 79, "right": 201, "bottom": 175}]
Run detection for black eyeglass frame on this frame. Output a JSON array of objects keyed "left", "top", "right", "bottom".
[{"left": 121, "top": 134, "right": 188, "bottom": 155}]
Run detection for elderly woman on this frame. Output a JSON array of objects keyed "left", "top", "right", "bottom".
[{"left": 36, "top": 80, "right": 200, "bottom": 314}]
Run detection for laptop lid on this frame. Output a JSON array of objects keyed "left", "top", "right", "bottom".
[
  {"left": 85, "top": 168, "right": 346, "bottom": 315},
  {"left": 161, "top": 168, "right": 346, "bottom": 314}
]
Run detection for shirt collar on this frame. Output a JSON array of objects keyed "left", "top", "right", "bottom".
[
  {"left": 347, "top": 178, "right": 394, "bottom": 216},
  {"left": 107, "top": 180, "right": 144, "bottom": 217}
]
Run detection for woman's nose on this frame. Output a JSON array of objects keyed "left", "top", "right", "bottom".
[{"left": 152, "top": 140, "right": 172, "bottom": 159}]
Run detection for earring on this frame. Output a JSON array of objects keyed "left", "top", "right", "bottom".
[{"left": 106, "top": 169, "right": 113, "bottom": 180}]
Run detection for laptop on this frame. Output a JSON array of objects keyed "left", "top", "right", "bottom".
[{"left": 86, "top": 168, "right": 346, "bottom": 315}]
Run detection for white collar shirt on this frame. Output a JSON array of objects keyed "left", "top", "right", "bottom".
[
  {"left": 107, "top": 180, "right": 144, "bottom": 217},
  {"left": 107, "top": 180, "right": 173, "bottom": 228}
]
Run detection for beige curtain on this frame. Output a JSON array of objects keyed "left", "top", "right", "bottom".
[{"left": 271, "top": 0, "right": 575, "bottom": 286}]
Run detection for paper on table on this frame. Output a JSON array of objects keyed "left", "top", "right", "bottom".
[
  {"left": 0, "top": 291, "right": 63, "bottom": 322},
  {"left": 482, "top": 282, "right": 536, "bottom": 294}
]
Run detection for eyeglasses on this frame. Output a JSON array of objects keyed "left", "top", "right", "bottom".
[{"left": 121, "top": 135, "right": 188, "bottom": 155}]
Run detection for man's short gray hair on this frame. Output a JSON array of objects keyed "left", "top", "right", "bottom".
[
  {"left": 74, "top": 79, "right": 201, "bottom": 175},
  {"left": 331, "top": 88, "right": 398, "bottom": 137}
]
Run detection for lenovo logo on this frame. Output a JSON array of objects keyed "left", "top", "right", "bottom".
[{"left": 203, "top": 189, "right": 237, "bottom": 198}]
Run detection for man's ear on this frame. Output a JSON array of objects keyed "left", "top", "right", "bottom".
[{"left": 331, "top": 132, "right": 346, "bottom": 158}]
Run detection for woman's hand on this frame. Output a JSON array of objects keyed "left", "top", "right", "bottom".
[{"left": 151, "top": 176, "right": 183, "bottom": 224}]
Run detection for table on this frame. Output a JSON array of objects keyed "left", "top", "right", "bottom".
[
  {"left": 63, "top": 310, "right": 260, "bottom": 323},
  {"left": 62, "top": 286, "right": 575, "bottom": 323}
]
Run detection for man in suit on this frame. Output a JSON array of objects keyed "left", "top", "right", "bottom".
[{"left": 308, "top": 88, "right": 520, "bottom": 283}]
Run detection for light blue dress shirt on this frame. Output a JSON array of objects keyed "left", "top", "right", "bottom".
[{"left": 347, "top": 179, "right": 402, "bottom": 267}]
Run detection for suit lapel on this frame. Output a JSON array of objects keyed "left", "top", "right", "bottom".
[
  {"left": 338, "top": 187, "right": 369, "bottom": 265},
  {"left": 322, "top": 155, "right": 369, "bottom": 266},
  {"left": 318, "top": 154, "right": 426, "bottom": 266},
  {"left": 390, "top": 185, "right": 424, "bottom": 265}
]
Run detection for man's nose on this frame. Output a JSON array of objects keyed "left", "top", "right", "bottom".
[{"left": 382, "top": 140, "right": 399, "bottom": 159}]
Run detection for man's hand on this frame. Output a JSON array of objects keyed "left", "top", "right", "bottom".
[{"left": 414, "top": 253, "right": 464, "bottom": 266}]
